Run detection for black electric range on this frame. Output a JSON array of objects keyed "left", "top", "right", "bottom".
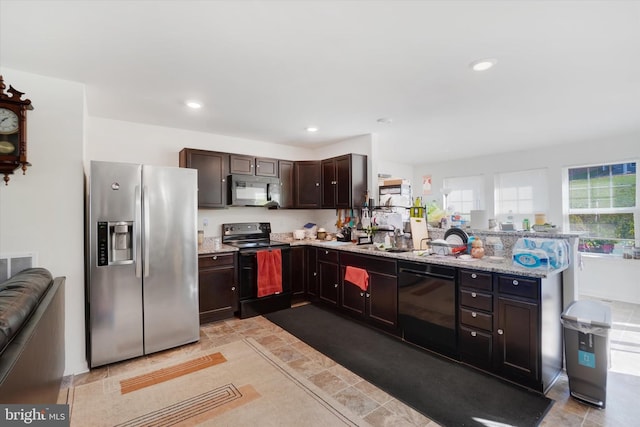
[
  {"left": 222, "top": 222, "right": 290, "bottom": 251},
  {"left": 221, "top": 222, "right": 291, "bottom": 318}
]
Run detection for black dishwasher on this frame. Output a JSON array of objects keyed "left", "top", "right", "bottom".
[{"left": 398, "top": 261, "right": 458, "bottom": 358}]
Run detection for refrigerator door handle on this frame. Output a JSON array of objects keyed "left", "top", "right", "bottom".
[
  {"left": 135, "top": 185, "right": 143, "bottom": 278},
  {"left": 143, "top": 185, "right": 150, "bottom": 278}
]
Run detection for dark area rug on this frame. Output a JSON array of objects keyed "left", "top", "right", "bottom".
[{"left": 265, "top": 303, "right": 554, "bottom": 427}]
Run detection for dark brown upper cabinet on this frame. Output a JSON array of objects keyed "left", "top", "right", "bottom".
[
  {"left": 278, "top": 160, "right": 294, "bottom": 208},
  {"left": 321, "top": 154, "right": 367, "bottom": 208},
  {"left": 294, "top": 161, "right": 321, "bottom": 208},
  {"left": 229, "top": 154, "right": 278, "bottom": 177},
  {"left": 179, "top": 148, "right": 229, "bottom": 208}
]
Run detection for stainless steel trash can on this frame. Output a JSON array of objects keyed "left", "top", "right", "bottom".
[{"left": 561, "top": 300, "right": 612, "bottom": 408}]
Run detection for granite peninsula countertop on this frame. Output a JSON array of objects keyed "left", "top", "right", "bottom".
[
  {"left": 283, "top": 238, "right": 567, "bottom": 279},
  {"left": 197, "top": 233, "right": 569, "bottom": 278}
]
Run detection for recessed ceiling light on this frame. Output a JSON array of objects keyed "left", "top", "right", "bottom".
[
  {"left": 306, "top": 127, "right": 319, "bottom": 133},
  {"left": 185, "top": 101, "right": 202, "bottom": 109},
  {"left": 377, "top": 118, "right": 393, "bottom": 124},
  {"left": 470, "top": 58, "right": 497, "bottom": 71}
]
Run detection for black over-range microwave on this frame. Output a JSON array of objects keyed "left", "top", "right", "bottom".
[{"left": 228, "top": 174, "right": 281, "bottom": 207}]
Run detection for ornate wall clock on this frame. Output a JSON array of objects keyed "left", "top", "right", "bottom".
[{"left": 0, "top": 75, "right": 34, "bottom": 185}]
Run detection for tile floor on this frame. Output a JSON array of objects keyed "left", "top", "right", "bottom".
[{"left": 63, "top": 298, "right": 640, "bottom": 426}]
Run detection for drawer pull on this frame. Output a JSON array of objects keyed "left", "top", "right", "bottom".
[
  {"left": 512, "top": 280, "right": 519, "bottom": 286},
  {"left": 498, "top": 329, "right": 504, "bottom": 335},
  {"left": 325, "top": 250, "right": 329, "bottom": 255},
  {"left": 313, "top": 272, "right": 317, "bottom": 276},
  {"left": 471, "top": 312, "right": 477, "bottom": 318},
  {"left": 471, "top": 292, "right": 477, "bottom": 298},
  {"left": 471, "top": 273, "right": 477, "bottom": 279},
  {"left": 231, "top": 286, "right": 236, "bottom": 291},
  {"left": 471, "top": 331, "right": 477, "bottom": 337},
  {"left": 212, "top": 256, "right": 218, "bottom": 260}
]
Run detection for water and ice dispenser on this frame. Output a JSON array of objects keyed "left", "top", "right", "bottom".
[{"left": 97, "top": 221, "right": 134, "bottom": 266}]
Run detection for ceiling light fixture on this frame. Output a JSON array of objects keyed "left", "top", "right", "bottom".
[
  {"left": 470, "top": 58, "right": 497, "bottom": 71},
  {"left": 185, "top": 101, "right": 202, "bottom": 109},
  {"left": 306, "top": 127, "right": 319, "bottom": 133}
]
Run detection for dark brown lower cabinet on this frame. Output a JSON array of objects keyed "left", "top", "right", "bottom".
[
  {"left": 198, "top": 252, "right": 238, "bottom": 324},
  {"left": 339, "top": 253, "right": 398, "bottom": 330},
  {"left": 318, "top": 249, "right": 339, "bottom": 306},
  {"left": 496, "top": 296, "right": 539, "bottom": 387},
  {"left": 290, "top": 246, "right": 306, "bottom": 298},
  {"left": 457, "top": 268, "right": 563, "bottom": 393},
  {"left": 306, "top": 247, "right": 318, "bottom": 298}
]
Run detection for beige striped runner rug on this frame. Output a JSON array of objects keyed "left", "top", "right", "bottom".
[{"left": 68, "top": 338, "right": 369, "bottom": 427}]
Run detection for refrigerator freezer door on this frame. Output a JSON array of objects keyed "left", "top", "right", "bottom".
[
  {"left": 88, "top": 161, "right": 144, "bottom": 367},
  {"left": 142, "top": 165, "right": 199, "bottom": 354}
]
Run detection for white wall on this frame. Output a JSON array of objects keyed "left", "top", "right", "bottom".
[
  {"left": 87, "top": 118, "right": 372, "bottom": 236},
  {"left": 413, "top": 132, "right": 639, "bottom": 226},
  {"left": 0, "top": 68, "right": 86, "bottom": 375},
  {"left": 578, "top": 255, "right": 640, "bottom": 304},
  {"left": 413, "top": 132, "right": 640, "bottom": 303},
  {"left": 87, "top": 117, "right": 314, "bottom": 166}
]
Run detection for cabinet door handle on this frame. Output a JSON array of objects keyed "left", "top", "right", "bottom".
[
  {"left": 512, "top": 280, "right": 519, "bottom": 286},
  {"left": 222, "top": 178, "right": 225, "bottom": 182},
  {"left": 325, "top": 250, "right": 329, "bottom": 255},
  {"left": 313, "top": 272, "right": 317, "bottom": 276},
  {"left": 366, "top": 293, "right": 370, "bottom": 298},
  {"left": 212, "top": 256, "right": 218, "bottom": 260},
  {"left": 334, "top": 283, "right": 338, "bottom": 288},
  {"left": 498, "top": 329, "right": 504, "bottom": 335},
  {"left": 231, "top": 286, "right": 236, "bottom": 291},
  {"left": 471, "top": 312, "right": 477, "bottom": 318},
  {"left": 360, "top": 292, "right": 364, "bottom": 297},
  {"left": 471, "top": 273, "right": 477, "bottom": 279},
  {"left": 471, "top": 292, "right": 477, "bottom": 298},
  {"left": 471, "top": 331, "right": 477, "bottom": 337},
  {"left": 315, "top": 182, "right": 320, "bottom": 186}
]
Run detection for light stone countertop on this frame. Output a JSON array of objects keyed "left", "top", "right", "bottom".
[
  {"left": 283, "top": 237, "right": 566, "bottom": 279},
  {"left": 198, "top": 237, "right": 238, "bottom": 255},
  {"left": 198, "top": 233, "right": 568, "bottom": 278}
]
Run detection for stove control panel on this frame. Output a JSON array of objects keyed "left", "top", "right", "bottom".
[{"left": 223, "top": 222, "right": 272, "bottom": 238}]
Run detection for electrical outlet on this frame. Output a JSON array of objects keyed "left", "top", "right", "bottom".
[{"left": 203, "top": 218, "right": 209, "bottom": 227}]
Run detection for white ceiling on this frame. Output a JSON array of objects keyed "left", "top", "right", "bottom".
[{"left": 1, "top": 0, "right": 639, "bottom": 165}]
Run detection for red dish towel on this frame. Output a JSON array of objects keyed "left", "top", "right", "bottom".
[
  {"left": 257, "top": 249, "right": 283, "bottom": 298},
  {"left": 344, "top": 266, "right": 369, "bottom": 291}
]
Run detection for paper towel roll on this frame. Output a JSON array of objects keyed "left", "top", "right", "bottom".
[{"left": 470, "top": 210, "right": 488, "bottom": 229}]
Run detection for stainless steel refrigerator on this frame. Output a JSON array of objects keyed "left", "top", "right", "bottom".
[{"left": 87, "top": 160, "right": 199, "bottom": 368}]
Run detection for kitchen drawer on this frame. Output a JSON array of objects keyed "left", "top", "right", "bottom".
[
  {"left": 460, "top": 307, "right": 492, "bottom": 331},
  {"left": 318, "top": 248, "right": 339, "bottom": 264},
  {"left": 198, "top": 252, "right": 236, "bottom": 269},
  {"left": 340, "top": 252, "right": 396, "bottom": 276},
  {"left": 459, "top": 269, "right": 492, "bottom": 291},
  {"left": 459, "top": 325, "right": 493, "bottom": 371},
  {"left": 460, "top": 288, "right": 493, "bottom": 312},
  {"left": 497, "top": 275, "right": 538, "bottom": 300}
]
